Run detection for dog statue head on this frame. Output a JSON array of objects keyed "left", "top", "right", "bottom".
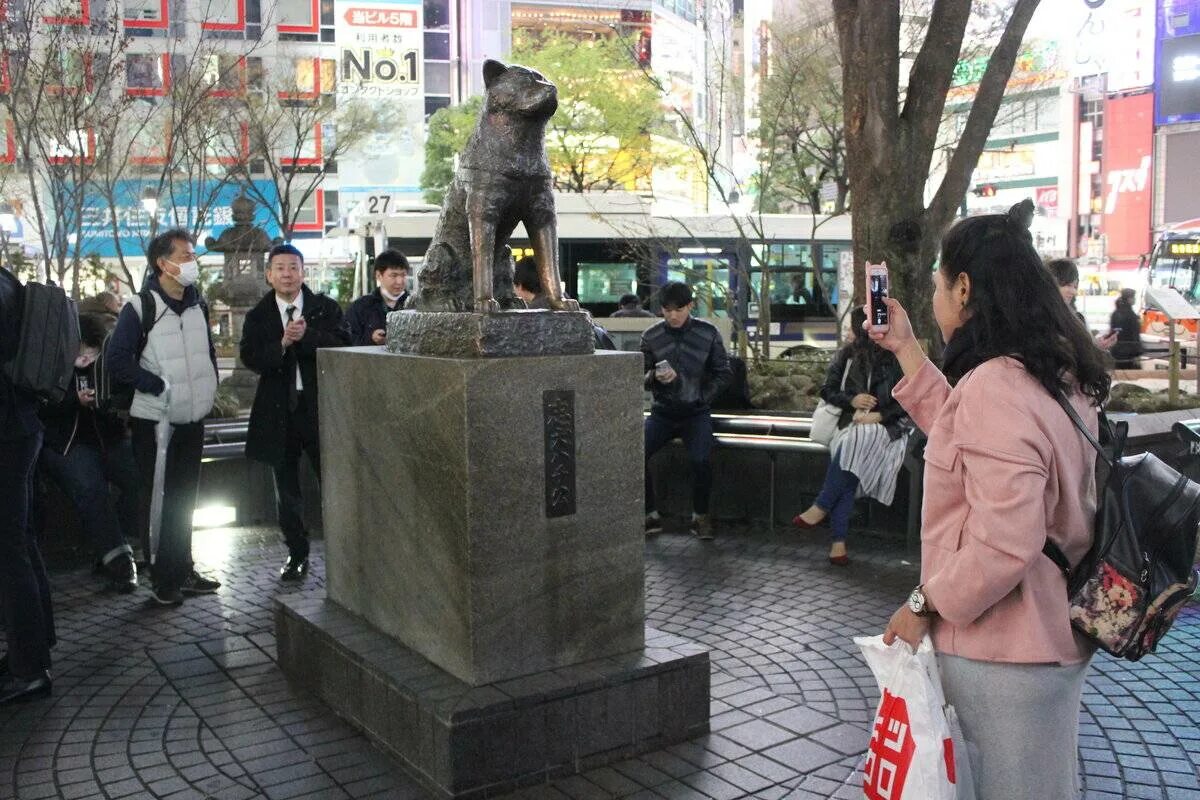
[{"left": 482, "top": 59, "right": 558, "bottom": 119}]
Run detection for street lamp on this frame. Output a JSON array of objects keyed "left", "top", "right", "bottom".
[{"left": 141, "top": 187, "right": 159, "bottom": 215}]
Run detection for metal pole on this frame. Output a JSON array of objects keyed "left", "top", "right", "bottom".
[{"left": 1170, "top": 321, "right": 1180, "bottom": 406}]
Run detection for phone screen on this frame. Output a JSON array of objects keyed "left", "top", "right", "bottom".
[{"left": 870, "top": 272, "right": 889, "bottom": 326}]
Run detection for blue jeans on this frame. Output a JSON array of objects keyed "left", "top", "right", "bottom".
[
  {"left": 0, "top": 431, "right": 54, "bottom": 678},
  {"left": 39, "top": 439, "right": 138, "bottom": 563},
  {"left": 815, "top": 451, "right": 859, "bottom": 543},
  {"left": 645, "top": 411, "right": 714, "bottom": 515}
]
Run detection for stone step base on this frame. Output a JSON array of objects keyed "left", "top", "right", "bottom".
[{"left": 275, "top": 596, "right": 710, "bottom": 799}]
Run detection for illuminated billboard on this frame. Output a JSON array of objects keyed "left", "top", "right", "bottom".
[{"left": 1158, "top": 0, "right": 1200, "bottom": 124}]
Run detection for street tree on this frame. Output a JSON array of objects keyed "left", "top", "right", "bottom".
[
  {"left": 755, "top": 16, "right": 848, "bottom": 217},
  {"left": 833, "top": 0, "right": 1042, "bottom": 342},
  {"left": 227, "top": 58, "right": 395, "bottom": 239},
  {"left": 0, "top": 0, "right": 132, "bottom": 293},
  {"left": 420, "top": 95, "right": 482, "bottom": 206}
]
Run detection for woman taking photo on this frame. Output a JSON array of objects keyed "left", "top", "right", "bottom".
[
  {"left": 870, "top": 200, "right": 1108, "bottom": 799},
  {"left": 792, "top": 307, "right": 909, "bottom": 565}
]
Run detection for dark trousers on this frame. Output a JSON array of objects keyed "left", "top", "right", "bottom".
[
  {"left": 645, "top": 411, "right": 714, "bottom": 516},
  {"left": 131, "top": 418, "right": 204, "bottom": 589},
  {"left": 273, "top": 393, "right": 320, "bottom": 560},
  {"left": 40, "top": 438, "right": 138, "bottom": 563},
  {"left": 0, "top": 431, "right": 54, "bottom": 678},
  {"left": 815, "top": 451, "right": 860, "bottom": 543}
]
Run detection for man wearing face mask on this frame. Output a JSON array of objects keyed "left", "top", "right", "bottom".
[
  {"left": 345, "top": 249, "right": 410, "bottom": 345},
  {"left": 108, "top": 228, "right": 221, "bottom": 605}
]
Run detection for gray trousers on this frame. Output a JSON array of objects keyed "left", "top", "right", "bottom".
[{"left": 938, "top": 653, "right": 1091, "bottom": 800}]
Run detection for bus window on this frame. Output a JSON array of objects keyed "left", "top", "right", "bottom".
[
  {"left": 576, "top": 262, "right": 640, "bottom": 305},
  {"left": 667, "top": 257, "right": 731, "bottom": 317},
  {"left": 1150, "top": 252, "right": 1200, "bottom": 303}
]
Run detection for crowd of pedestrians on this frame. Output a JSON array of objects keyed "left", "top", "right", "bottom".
[{"left": 0, "top": 203, "right": 1152, "bottom": 800}]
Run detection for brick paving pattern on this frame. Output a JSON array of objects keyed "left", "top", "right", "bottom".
[{"left": 1, "top": 524, "right": 1197, "bottom": 799}]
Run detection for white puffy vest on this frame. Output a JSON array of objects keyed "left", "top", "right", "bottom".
[{"left": 129, "top": 292, "right": 217, "bottom": 424}]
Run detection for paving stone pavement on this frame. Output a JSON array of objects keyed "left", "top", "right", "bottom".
[{"left": 1, "top": 524, "right": 1198, "bottom": 800}]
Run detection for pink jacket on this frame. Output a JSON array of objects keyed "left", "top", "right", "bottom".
[{"left": 893, "top": 357, "right": 1098, "bottom": 664}]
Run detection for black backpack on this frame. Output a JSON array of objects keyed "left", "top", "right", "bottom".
[
  {"left": 0, "top": 270, "right": 80, "bottom": 404},
  {"left": 94, "top": 289, "right": 210, "bottom": 414},
  {"left": 1044, "top": 393, "right": 1200, "bottom": 661}
]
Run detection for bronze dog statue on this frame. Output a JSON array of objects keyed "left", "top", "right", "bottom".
[{"left": 407, "top": 60, "right": 576, "bottom": 313}]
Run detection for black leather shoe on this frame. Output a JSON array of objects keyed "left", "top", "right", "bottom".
[
  {"left": 105, "top": 554, "right": 138, "bottom": 594},
  {"left": 0, "top": 671, "right": 51, "bottom": 705},
  {"left": 280, "top": 556, "right": 310, "bottom": 582}
]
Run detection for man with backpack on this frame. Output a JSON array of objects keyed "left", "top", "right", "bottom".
[
  {"left": 39, "top": 312, "right": 139, "bottom": 593},
  {"left": 107, "top": 228, "right": 221, "bottom": 605},
  {"left": 0, "top": 266, "right": 55, "bottom": 704}
]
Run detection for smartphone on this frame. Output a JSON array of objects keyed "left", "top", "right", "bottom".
[
  {"left": 655, "top": 359, "right": 671, "bottom": 376},
  {"left": 77, "top": 373, "right": 91, "bottom": 392},
  {"left": 1111, "top": 327, "right": 1122, "bottom": 335},
  {"left": 866, "top": 262, "right": 890, "bottom": 331}
]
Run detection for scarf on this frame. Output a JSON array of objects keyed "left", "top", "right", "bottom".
[{"left": 940, "top": 315, "right": 990, "bottom": 387}]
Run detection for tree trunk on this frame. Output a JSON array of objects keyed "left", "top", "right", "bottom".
[{"left": 834, "top": 0, "right": 1041, "bottom": 344}]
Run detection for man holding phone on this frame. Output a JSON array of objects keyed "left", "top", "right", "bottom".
[{"left": 641, "top": 282, "right": 731, "bottom": 539}]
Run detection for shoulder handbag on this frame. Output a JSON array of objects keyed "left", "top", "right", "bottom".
[
  {"left": 1045, "top": 391, "right": 1200, "bottom": 661},
  {"left": 810, "top": 357, "right": 853, "bottom": 446}
]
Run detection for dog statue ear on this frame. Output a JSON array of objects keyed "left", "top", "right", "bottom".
[{"left": 483, "top": 59, "right": 508, "bottom": 88}]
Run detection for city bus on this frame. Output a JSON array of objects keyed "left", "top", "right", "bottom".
[
  {"left": 356, "top": 192, "right": 853, "bottom": 349},
  {"left": 1141, "top": 219, "right": 1200, "bottom": 339}
]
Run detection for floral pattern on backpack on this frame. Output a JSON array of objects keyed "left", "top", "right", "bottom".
[{"left": 1068, "top": 563, "right": 1141, "bottom": 651}]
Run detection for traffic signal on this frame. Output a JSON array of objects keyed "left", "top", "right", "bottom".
[{"left": 972, "top": 184, "right": 997, "bottom": 197}]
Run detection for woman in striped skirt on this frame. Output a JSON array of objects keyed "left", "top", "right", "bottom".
[{"left": 792, "top": 307, "right": 910, "bottom": 564}]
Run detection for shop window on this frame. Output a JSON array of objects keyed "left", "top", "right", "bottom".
[
  {"left": 279, "top": 122, "right": 323, "bottom": 166},
  {"left": 201, "top": 0, "right": 262, "bottom": 38},
  {"left": 204, "top": 54, "right": 261, "bottom": 96},
  {"left": 279, "top": 57, "right": 335, "bottom": 101},
  {"left": 126, "top": 53, "right": 170, "bottom": 96},
  {"left": 206, "top": 123, "right": 250, "bottom": 165},
  {"left": 46, "top": 51, "right": 93, "bottom": 95},
  {"left": 124, "top": 0, "right": 167, "bottom": 28},
  {"left": 44, "top": 0, "right": 89, "bottom": 25},
  {"left": 129, "top": 117, "right": 170, "bottom": 165},
  {"left": 289, "top": 188, "right": 325, "bottom": 232},
  {"left": 423, "top": 0, "right": 449, "bottom": 30}
]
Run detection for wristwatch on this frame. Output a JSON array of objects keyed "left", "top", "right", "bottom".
[{"left": 907, "top": 585, "right": 932, "bottom": 617}]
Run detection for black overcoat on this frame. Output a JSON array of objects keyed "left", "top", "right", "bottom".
[{"left": 240, "top": 285, "right": 350, "bottom": 467}]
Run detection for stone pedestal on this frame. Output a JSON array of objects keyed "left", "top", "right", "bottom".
[
  {"left": 317, "top": 347, "right": 646, "bottom": 684},
  {"left": 275, "top": 346, "right": 709, "bottom": 796}
]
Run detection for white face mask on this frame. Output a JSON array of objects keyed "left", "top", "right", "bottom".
[{"left": 165, "top": 258, "right": 200, "bottom": 287}]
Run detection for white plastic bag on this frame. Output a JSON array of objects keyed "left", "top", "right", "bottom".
[{"left": 856, "top": 634, "right": 965, "bottom": 800}]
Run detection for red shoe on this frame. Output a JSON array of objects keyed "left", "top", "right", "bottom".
[
  {"left": 791, "top": 514, "right": 819, "bottom": 529},
  {"left": 828, "top": 554, "right": 850, "bottom": 566}
]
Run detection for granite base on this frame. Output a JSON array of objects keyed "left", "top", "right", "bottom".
[
  {"left": 276, "top": 596, "right": 710, "bottom": 799},
  {"left": 386, "top": 309, "right": 595, "bottom": 357}
]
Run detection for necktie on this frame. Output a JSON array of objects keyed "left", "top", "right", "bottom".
[{"left": 285, "top": 305, "right": 299, "bottom": 411}]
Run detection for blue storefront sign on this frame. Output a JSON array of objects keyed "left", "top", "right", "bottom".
[
  {"left": 1157, "top": 0, "right": 1200, "bottom": 125},
  {"left": 76, "top": 179, "right": 280, "bottom": 258}
]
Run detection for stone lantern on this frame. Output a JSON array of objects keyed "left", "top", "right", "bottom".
[{"left": 204, "top": 194, "right": 279, "bottom": 406}]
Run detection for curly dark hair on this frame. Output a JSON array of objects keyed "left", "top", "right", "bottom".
[{"left": 940, "top": 200, "right": 1110, "bottom": 405}]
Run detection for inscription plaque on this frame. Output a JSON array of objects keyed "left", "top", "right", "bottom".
[{"left": 543, "top": 389, "right": 577, "bottom": 517}]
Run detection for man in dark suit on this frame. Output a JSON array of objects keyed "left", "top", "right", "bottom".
[
  {"left": 240, "top": 244, "right": 350, "bottom": 580},
  {"left": 345, "top": 249, "right": 409, "bottom": 346}
]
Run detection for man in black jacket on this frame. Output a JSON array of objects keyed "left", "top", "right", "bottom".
[
  {"left": 0, "top": 267, "right": 54, "bottom": 704},
  {"left": 641, "top": 282, "right": 731, "bottom": 540},
  {"left": 39, "top": 313, "right": 138, "bottom": 592},
  {"left": 240, "top": 244, "right": 350, "bottom": 580},
  {"left": 345, "top": 249, "right": 409, "bottom": 345}
]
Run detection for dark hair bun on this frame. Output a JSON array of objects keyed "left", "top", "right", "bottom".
[{"left": 1007, "top": 199, "right": 1035, "bottom": 232}]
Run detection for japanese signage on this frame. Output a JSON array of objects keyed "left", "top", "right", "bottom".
[
  {"left": 1069, "top": 0, "right": 1155, "bottom": 92},
  {"left": 1036, "top": 186, "right": 1060, "bottom": 218},
  {"left": 77, "top": 180, "right": 280, "bottom": 258},
  {"left": 1158, "top": 0, "right": 1200, "bottom": 124},
  {"left": 1102, "top": 93, "right": 1154, "bottom": 259},
  {"left": 949, "top": 41, "right": 1064, "bottom": 101},
  {"left": 335, "top": 0, "right": 424, "bottom": 209}
]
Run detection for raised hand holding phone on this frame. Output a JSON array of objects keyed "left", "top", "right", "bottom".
[{"left": 866, "top": 262, "right": 890, "bottom": 332}]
